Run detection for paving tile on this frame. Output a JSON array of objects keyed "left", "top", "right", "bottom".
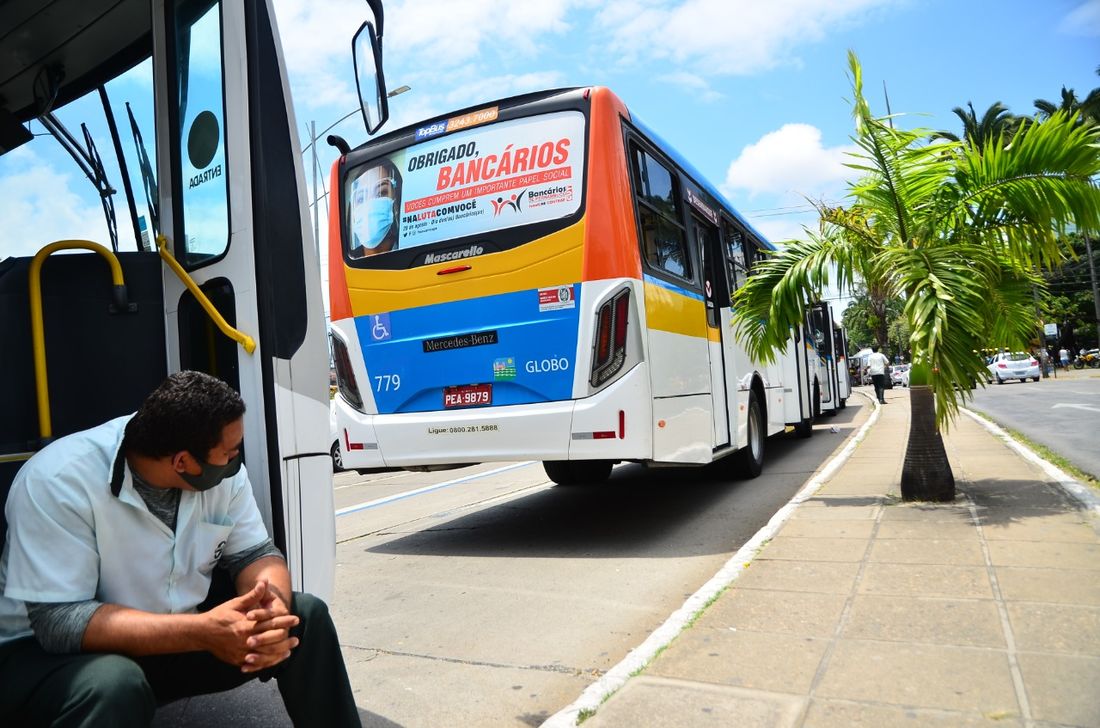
[
  {"left": 996, "top": 567, "right": 1100, "bottom": 606},
  {"left": 979, "top": 516, "right": 1100, "bottom": 543},
  {"left": 779, "top": 519, "right": 876, "bottom": 539},
  {"left": 880, "top": 504, "right": 975, "bottom": 522},
  {"left": 803, "top": 699, "right": 1022, "bottom": 727},
  {"left": 1007, "top": 603, "right": 1100, "bottom": 654},
  {"left": 734, "top": 560, "right": 861, "bottom": 595},
  {"left": 985, "top": 540, "right": 1100, "bottom": 569},
  {"left": 758, "top": 537, "right": 869, "bottom": 563},
  {"left": 868, "top": 539, "right": 986, "bottom": 566},
  {"left": 789, "top": 505, "right": 879, "bottom": 521},
  {"left": 648, "top": 629, "right": 828, "bottom": 694},
  {"left": 585, "top": 677, "right": 804, "bottom": 728},
  {"left": 859, "top": 563, "right": 994, "bottom": 599},
  {"left": 1017, "top": 652, "right": 1100, "bottom": 726},
  {"left": 693, "top": 589, "right": 847, "bottom": 639},
  {"left": 816, "top": 641, "right": 1017, "bottom": 713},
  {"left": 842, "top": 595, "right": 1005, "bottom": 648},
  {"left": 876, "top": 520, "right": 980, "bottom": 541}
]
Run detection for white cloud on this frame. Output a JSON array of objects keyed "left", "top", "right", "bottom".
[
  {"left": 1059, "top": 0, "right": 1100, "bottom": 36},
  {"left": 596, "top": 0, "right": 895, "bottom": 75},
  {"left": 724, "top": 123, "right": 856, "bottom": 199},
  {"left": 656, "top": 71, "right": 723, "bottom": 102},
  {"left": 0, "top": 148, "right": 110, "bottom": 259}
]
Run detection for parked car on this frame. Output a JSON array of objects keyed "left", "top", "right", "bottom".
[
  {"left": 891, "top": 364, "right": 910, "bottom": 387},
  {"left": 987, "top": 351, "right": 1041, "bottom": 384}
]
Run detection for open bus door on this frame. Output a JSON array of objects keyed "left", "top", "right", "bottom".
[{"left": 0, "top": 0, "right": 391, "bottom": 600}]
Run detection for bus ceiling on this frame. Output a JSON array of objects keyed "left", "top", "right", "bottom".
[{"left": 0, "top": 0, "right": 153, "bottom": 131}]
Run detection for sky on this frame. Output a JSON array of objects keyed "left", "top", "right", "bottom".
[{"left": 2, "top": 0, "right": 1098, "bottom": 313}]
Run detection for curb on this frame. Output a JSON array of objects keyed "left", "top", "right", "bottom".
[
  {"left": 540, "top": 392, "right": 883, "bottom": 727},
  {"left": 959, "top": 407, "right": 1100, "bottom": 518}
]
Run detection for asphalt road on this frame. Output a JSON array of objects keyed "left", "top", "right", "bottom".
[
  {"left": 154, "top": 398, "right": 870, "bottom": 727},
  {"left": 965, "top": 371, "right": 1100, "bottom": 480}
]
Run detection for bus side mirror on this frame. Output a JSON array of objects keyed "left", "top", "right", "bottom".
[{"left": 352, "top": 21, "right": 388, "bottom": 135}]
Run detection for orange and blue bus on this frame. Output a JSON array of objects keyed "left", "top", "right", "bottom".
[{"left": 328, "top": 87, "right": 820, "bottom": 484}]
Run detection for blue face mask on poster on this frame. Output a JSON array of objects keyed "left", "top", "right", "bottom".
[{"left": 365, "top": 197, "right": 395, "bottom": 248}]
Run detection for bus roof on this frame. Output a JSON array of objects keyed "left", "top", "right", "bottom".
[{"left": 1, "top": 0, "right": 152, "bottom": 126}]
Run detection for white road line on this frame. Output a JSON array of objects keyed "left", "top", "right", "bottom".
[
  {"left": 335, "top": 461, "right": 537, "bottom": 517},
  {"left": 541, "top": 393, "right": 883, "bottom": 728}
]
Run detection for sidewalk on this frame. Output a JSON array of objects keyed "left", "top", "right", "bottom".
[{"left": 584, "top": 387, "right": 1100, "bottom": 727}]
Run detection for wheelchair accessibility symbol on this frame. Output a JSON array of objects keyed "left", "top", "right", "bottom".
[{"left": 370, "top": 313, "right": 391, "bottom": 342}]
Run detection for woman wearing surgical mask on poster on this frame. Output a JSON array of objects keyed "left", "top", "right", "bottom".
[{"left": 350, "top": 160, "right": 401, "bottom": 257}]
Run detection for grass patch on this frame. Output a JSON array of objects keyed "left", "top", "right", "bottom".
[
  {"left": 577, "top": 707, "right": 596, "bottom": 724},
  {"left": 967, "top": 409, "right": 1100, "bottom": 491}
]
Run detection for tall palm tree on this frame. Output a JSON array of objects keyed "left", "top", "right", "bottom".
[
  {"left": 931, "top": 100, "right": 1020, "bottom": 150},
  {"left": 1034, "top": 82, "right": 1100, "bottom": 128},
  {"left": 733, "top": 52, "right": 1100, "bottom": 502}
]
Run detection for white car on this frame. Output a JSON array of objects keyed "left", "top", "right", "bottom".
[
  {"left": 891, "top": 364, "right": 910, "bottom": 387},
  {"left": 987, "top": 351, "right": 1041, "bottom": 384}
]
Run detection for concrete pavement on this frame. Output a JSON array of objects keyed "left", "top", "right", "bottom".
[{"left": 581, "top": 386, "right": 1100, "bottom": 728}]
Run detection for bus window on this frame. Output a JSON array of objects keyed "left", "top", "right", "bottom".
[
  {"left": 175, "top": 1, "right": 230, "bottom": 268},
  {"left": 723, "top": 222, "right": 748, "bottom": 294},
  {"left": 343, "top": 110, "right": 586, "bottom": 263},
  {"left": 632, "top": 145, "right": 690, "bottom": 280}
]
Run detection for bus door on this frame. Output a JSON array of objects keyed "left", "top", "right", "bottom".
[{"left": 694, "top": 215, "right": 730, "bottom": 449}]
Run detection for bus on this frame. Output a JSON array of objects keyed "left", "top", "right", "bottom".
[
  {"left": 327, "top": 87, "right": 823, "bottom": 484},
  {"left": 806, "top": 301, "right": 850, "bottom": 415},
  {"left": 0, "top": 0, "right": 389, "bottom": 599}
]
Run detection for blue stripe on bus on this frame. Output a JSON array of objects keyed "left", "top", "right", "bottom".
[
  {"left": 354, "top": 285, "right": 581, "bottom": 414},
  {"left": 643, "top": 273, "right": 705, "bottom": 301}
]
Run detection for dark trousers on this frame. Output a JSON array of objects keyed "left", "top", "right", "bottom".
[
  {"left": 871, "top": 373, "right": 887, "bottom": 403},
  {"left": 0, "top": 593, "right": 360, "bottom": 728}
]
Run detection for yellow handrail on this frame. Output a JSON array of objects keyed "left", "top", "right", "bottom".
[
  {"left": 156, "top": 235, "right": 256, "bottom": 355},
  {"left": 29, "top": 240, "right": 128, "bottom": 441}
]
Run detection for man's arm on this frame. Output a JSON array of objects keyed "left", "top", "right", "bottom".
[{"left": 82, "top": 582, "right": 297, "bottom": 671}]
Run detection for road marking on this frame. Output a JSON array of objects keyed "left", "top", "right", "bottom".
[
  {"left": 335, "top": 461, "right": 536, "bottom": 517},
  {"left": 1051, "top": 403, "right": 1100, "bottom": 413}
]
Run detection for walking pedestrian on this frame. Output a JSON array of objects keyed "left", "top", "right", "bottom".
[
  {"left": 1059, "top": 347, "right": 1070, "bottom": 369},
  {"left": 867, "top": 345, "right": 890, "bottom": 404}
]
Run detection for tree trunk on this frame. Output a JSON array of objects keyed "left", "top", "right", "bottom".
[{"left": 900, "top": 385, "right": 955, "bottom": 501}]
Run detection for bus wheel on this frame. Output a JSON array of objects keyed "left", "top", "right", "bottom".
[
  {"left": 330, "top": 441, "right": 344, "bottom": 472},
  {"left": 793, "top": 416, "right": 813, "bottom": 439},
  {"left": 734, "top": 391, "right": 765, "bottom": 478},
  {"left": 544, "top": 460, "right": 613, "bottom": 486},
  {"left": 838, "top": 397, "right": 847, "bottom": 410}
]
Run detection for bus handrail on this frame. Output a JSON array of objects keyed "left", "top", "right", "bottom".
[
  {"left": 156, "top": 235, "right": 257, "bottom": 356},
  {"left": 29, "top": 240, "right": 129, "bottom": 442}
]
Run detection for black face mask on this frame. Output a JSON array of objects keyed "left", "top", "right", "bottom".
[{"left": 179, "top": 453, "right": 242, "bottom": 492}]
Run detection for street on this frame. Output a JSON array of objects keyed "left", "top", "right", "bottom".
[
  {"left": 966, "top": 371, "right": 1100, "bottom": 480},
  {"left": 154, "top": 400, "right": 870, "bottom": 727}
]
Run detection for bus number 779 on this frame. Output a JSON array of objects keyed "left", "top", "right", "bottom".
[{"left": 374, "top": 374, "right": 402, "bottom": 392}]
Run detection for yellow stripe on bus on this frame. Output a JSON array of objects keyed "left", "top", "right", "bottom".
[
  {"left": 643, "top": 282, "right": 708, "bottom": 340},
  {"left": 343, "top": 220, "right": 586, "bottom": 315}
]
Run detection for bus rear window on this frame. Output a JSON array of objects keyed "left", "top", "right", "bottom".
[{"left": 344, "top": 110, "right": 585, "bottom": 261}]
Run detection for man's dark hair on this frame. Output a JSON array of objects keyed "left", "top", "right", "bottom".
[
  {"left": 124, "top": 371, "right": 246, "bottom": 459},
  {"left": 872, "top": 345, "right": 880, "bottom": 353}
]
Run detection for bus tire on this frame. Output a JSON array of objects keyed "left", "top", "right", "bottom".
[
  {"left": 838, "top": 397, "right": 847, "bottom": 410},
  {"left": 330, "top": 440, "right": 344, "bottom": 472},
  {"left": 543, "top": 460, "right": 613, "bottom": 486},
  {"left": 793, "top": 416, "right": 813, "bottom": 439},
  {"left": 734, "top": 391, "right": 765, "bottom": 478}
]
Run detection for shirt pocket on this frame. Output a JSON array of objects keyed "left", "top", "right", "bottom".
[{"left": 184, "top": 521, "right": 235, "bottom": 577}]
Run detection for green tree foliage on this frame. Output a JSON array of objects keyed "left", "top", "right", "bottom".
[
  {"left": 841, "top": 284, "right": 905, "bottom": 354},
  {"left": 731, "top": 52, "right": 1100, "bottom": 500},
  {"left": 931, "top": 101, "right": 1020, "bottom": 150},
  {"left": 1041, "top": 233, "right": 1100, "bottom": 350}
]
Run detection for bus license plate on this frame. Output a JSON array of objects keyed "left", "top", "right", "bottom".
[{"left": 443, "top": 383, "right": 492, "bottom": 408}]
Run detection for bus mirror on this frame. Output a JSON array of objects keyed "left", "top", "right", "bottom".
[{"left": 352, "top": 21, "right": 389, "bottom": 135}]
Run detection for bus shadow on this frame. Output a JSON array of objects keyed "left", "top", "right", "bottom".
[{"left": 363, "top": 413, "right": 860, "bottom": 560}]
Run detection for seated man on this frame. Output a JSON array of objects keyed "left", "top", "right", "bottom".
[{"left": 0, "top": 371, "right": 360, "bottom": 727}]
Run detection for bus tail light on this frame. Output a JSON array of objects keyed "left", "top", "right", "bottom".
[
  {"left": 591, "top": 289, "right": 631, "bottom": 387},
  {"left": 332, "top": 336, "right": 365, "bottom": 412}
]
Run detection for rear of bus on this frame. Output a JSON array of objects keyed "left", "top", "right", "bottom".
[{"left": 328, "top": 88, "right": 650, "bottom": 474}]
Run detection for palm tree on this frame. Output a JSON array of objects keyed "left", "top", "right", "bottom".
[
  {"left": 733, "top": 52, "right": 1100, "bottom": 502},
  {"left": 1034, "top": 82, "right": 1100, "bottom": 128},
  {"left": 931, "top": 100, "right": 1020, "bottom": 150}
]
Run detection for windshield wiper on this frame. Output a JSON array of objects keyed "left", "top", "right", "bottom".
[{"left": 126, "top": 101, "right": 159, "bottom": 247}]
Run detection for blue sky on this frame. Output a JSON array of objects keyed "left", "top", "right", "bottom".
[{"left": 3, "top": 0, "right": 1098, "bottom": 307}]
